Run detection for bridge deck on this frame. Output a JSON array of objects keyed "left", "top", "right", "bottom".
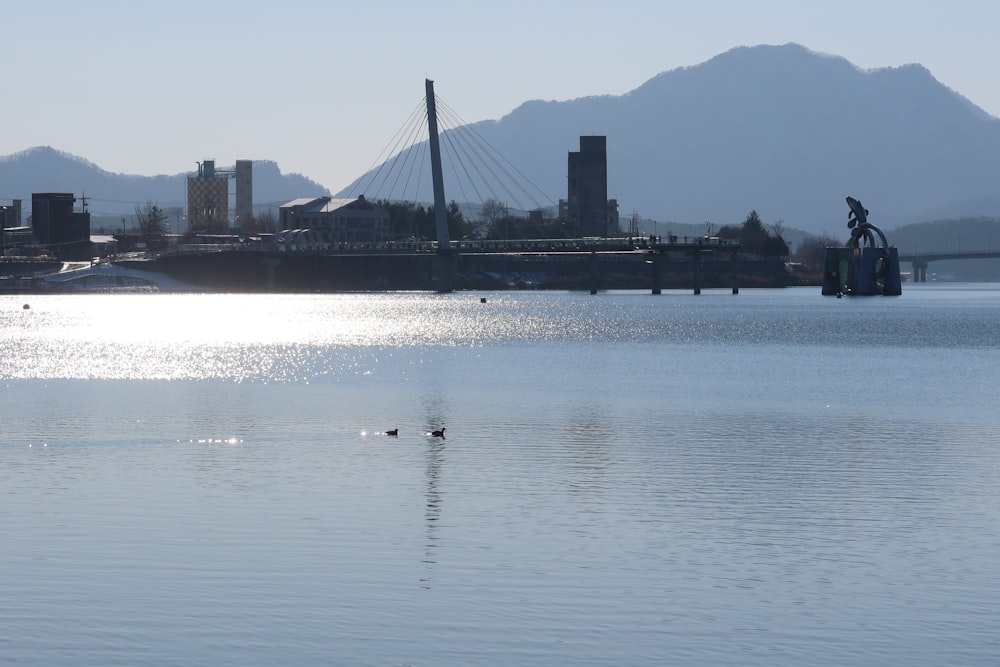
[{"left": 160, "top": 236, "right": 740, "bottom": 258}]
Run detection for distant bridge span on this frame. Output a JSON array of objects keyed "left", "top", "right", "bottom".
[{"left": 897, "top": 250, "right": 1000, "bottom": 282}]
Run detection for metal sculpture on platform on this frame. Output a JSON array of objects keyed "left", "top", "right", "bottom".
[{"left": 822, "top": 196, "right": 902, "bottom": 296}]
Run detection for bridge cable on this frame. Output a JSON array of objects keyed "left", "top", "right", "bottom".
[
  {"left": 348, "top": 98, "right": 426, "bottom": 199},
  {"left": 435, "top": 97, "right": 555, "bottom": 211}
]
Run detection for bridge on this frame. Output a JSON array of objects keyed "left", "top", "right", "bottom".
[
  {"left": 244, "top": 234, "right": 735, "bottom": 256},
  {"left": 329, "top": 79, "right": 747, "bottom": 293},
  {"left": 128, "top": 233, "right": 745, "bottom": 294},
  {"left": 897, "top": 250, "right": 1000, "bottom": 282}
]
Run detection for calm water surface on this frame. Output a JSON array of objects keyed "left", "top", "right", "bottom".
[{"left": 2, "top": 286, "right": 999, "bottom": 665}]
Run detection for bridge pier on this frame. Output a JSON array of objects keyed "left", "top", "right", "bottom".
[
  {"left": 432, "top": 253, "right": 455, "bottom": 293},
  {"left": 731, "top": 253, "right": 740, "bottom": 294},
  {"left": 646, "top": 247, "right": 740, "bottom": 295},
  {"left": 261, "top": 257, "right": 280, "bottom": 291},
  {"left": 589, "top": 252, "right": 599, "bottom": 294}
]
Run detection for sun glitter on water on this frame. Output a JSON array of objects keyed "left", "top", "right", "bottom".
[{"left": 190, "top": 438, "right": 244, "bottom": 446}]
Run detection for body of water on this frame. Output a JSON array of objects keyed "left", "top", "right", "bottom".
[{"left": 2, "top": 286, "right": 999, "bottom": 665}]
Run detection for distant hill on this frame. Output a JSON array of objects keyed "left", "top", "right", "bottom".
[
  {"left": 340, "top": 43, "right": 1000, "bottom": 236},
  {"left": 9, "top": 44, "right": 1000, "bottom": 239},
  {"left": 0, "top": 146, "right": 329, "bottom": 219}
]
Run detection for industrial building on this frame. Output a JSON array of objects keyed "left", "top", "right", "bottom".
[
  {"left": 30, "top": 193, "right": 92, "bottom": 260},
  {"left": 186, "top": 159, "right": 253, "bottom": 233},
  {"left": 560, "top": 136, "right": 620, "bottom": 237},
  {"left": 278, "top": 195, "right": 389, "bottom": 243}
]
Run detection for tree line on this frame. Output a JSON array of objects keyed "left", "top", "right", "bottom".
[
  {"left": 716, "top": 210, "right": 789, "bottom": 257},
  {"left": 373, "top": 197, "right": 565, "bottom": 241}
]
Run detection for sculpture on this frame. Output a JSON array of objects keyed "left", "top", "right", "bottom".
[{"left": 821, "top": 196, "right": 902, "bottom": 296}]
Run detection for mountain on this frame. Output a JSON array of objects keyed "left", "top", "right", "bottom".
[
  {"left": 8, "top": 45, "right": 999, "bottom": 238},
  {"left": 340, "top": 43, "right": 1000, "bottom": 235},
  {"left": 0, "top": 146, "right": 329, "bottom": 218}
]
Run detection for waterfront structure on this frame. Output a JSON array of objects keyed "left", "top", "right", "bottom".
[
  {"left": 278, "top": 195, "right": 390, "bottom": 243},
  {"left": 0, "top": 199, "right": 22, "bottom": 229},
  {"left": 821, "top": 196, "right": 902, "bottom": 296},
  {"left": 1, "top": 199, "right": 24, "bottom": 254},
  {"left": 560, "top": 136, "right": 620, "bottom": 237},
  {"left": 1, "top": 226, "right": 33, "bottom": 254},
  {"left": 91, "top": 234, "right": 117, "bottom": 257},
  {"left": 30, "top": 192, "right": 92, "bottom": 260}
]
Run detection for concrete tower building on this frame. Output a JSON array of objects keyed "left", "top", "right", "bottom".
[
  {"left": 235, "top": 159, "right": 253, "bottom": 227},
  {"left": 566, "top": 136, "right": 609, "bottom": 237}
]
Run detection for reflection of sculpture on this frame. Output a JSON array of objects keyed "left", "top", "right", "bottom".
[{"left": 821, "top": 196, "right": 902, "bottom": 296}]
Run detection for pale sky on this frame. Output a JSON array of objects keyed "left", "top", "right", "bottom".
[{"left": 3, "top": 0, "right": 998, "bottom": 195}]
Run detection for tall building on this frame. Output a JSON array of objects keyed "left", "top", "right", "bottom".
[
  {"left": 186, "top": 159, "right": 229, "bottom": 234},
  {"left": 235, "top": 160, "right": 253, "bottom": 227},
  {"left": 30, "top": 193, "right": 91, "bottom": 260},
  {"left": 566, "top": 136, "right": 609, "bottom": 237},
  {"left": 186, "top": 158, "right": 254, "bottom": 234}
]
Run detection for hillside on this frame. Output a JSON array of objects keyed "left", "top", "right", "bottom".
[
  {"left": 6, "top": 44, "right": 1000, "bottom": 238},
  {"left": 0, "top": 147, "right": 329, "bottom": 218},
  {"left": 341, "top": 43, "right": 1000, "bottom": 236}
]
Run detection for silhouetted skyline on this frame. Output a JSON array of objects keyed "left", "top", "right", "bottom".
[{"left": 4, "top": 0, "right": 998, "bottom": 197}]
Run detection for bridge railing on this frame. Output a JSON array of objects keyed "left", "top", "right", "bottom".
[
  {"left": 255, "top": 236, "right": 738, "bottom": 254},
  {"left": 130, "top": 235, "right": 740, "bottom": 259}
]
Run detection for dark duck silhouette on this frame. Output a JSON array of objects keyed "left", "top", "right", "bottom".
[
  {"left": 431, "top": 427, "right": 446, "bottom": 438},
  {"left": 385, "top": 428, "right": 398, "bottom": 436}
]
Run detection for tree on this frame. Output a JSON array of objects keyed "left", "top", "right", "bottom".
[
  {"left": 771, "top": 219, "right": 785, "bottom": 239},
  {"left": 761, "top": 234, "right": 789, "bottom": 257},
  {"left": 479, "top": 197, "right": 508, "bottom": 237},
  {"left": 717, "top": 224, "right": 741, "bottom": 242},
  {"left": 134, "top": 202, "right": 169, "bottom": 250},
  {"left": 793, "top": 234, "right": 838, "bottom": 271},
  {"left": 376, "top": 200, "right": 433, "bottom": 240},
  {"left": 447, "top": 200, "right": 476, "bottom": 239},
  {"left": 716, "top": 211, "right": 791, "bottom": 257},
  {"left": 740, "top": 210, "right": 768, "bottom": 255}
]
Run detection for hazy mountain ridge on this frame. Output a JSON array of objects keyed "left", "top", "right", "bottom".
[
  {"left": 6, "top": 44, "right": 1000, "bottom": 237},
  {"left": 342, "top": 43, "right": 1000, "bottom": 235},
  {"left": 0, "top": 146, "right": 329, "bottom": 217}
]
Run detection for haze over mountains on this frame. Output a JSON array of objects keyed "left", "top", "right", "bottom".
[
  {"left": 4, "top": 44, "right": 999, "bottom": 236},
  {"left": 0, "top": 148, "right": 329, "bottom": 220},
  {"left": 341, "top": 43, "right": 1000, "bottom": 235}
]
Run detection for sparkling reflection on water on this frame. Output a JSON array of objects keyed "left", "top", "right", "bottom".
[{"left": 2, "top": 287, "right": 1000, "bottom": 666}]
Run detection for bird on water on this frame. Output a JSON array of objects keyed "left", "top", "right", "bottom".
[
  {"left": 431, "top": 427, "right": 446, "bottom": 438},
  {"left": 385, "top": 428, "right": 398, "bottom": 436}
]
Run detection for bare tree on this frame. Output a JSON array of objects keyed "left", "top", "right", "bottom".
[
  {"left": 134, "top": 202, "right": 169, "bottom": 250},
  {"left": 793, "top": 234, "right": 839, "bottom": 271},
  {"left": 480, "top": 197, "right": 510, "bottom": 239},
  {"left": 771, "top": 219, "right": 785, "bottom": 239}
]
